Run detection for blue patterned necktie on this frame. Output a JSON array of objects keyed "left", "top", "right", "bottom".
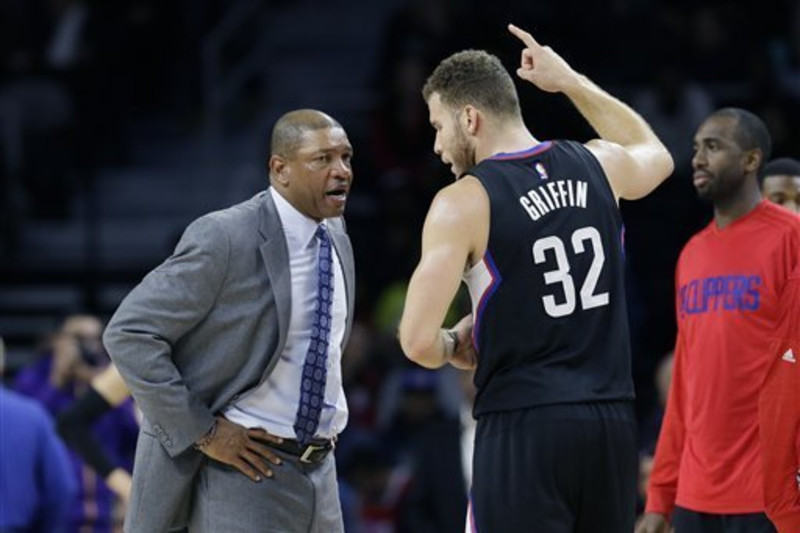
[{"left": 294, "top": 225, "right": 333, "bottom": 445}]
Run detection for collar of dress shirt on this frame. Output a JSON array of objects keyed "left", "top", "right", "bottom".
[{"left": 269, "top": 187, "right": 327, "bottom": 250}]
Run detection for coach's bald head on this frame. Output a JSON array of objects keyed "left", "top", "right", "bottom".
[{"left": 270, "top": 109, "right": 343, "bottom": 158}]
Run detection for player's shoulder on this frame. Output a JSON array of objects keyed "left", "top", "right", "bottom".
[
  {"left": 427, "top": 176, "right": 488, "bottom": 226},
  {"left": 758, "top": 200, "right": 800, "bottom": 230},
  {"left": 437, "top": 174, "right": 487, "bottom": 199}
]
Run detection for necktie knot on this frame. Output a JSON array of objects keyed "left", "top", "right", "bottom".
[{"left": 315, "top": 224, "right": 330, "bottom": 244}]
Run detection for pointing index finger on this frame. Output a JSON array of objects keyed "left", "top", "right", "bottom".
[{"left": 508, "top": 24, "right": 539, "bottom": 48}]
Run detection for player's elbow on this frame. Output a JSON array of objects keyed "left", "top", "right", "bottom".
[
  {"left": 620, "top": 146, "right": 675, "bottom": 200},
  {"left": 398, "top": 330, "right": 426, "bottom": 365},
  {"left": 398, "top": 327, "right": 439, "bottom": 369},
  {"left": 640, "top": 143, "right": 674, "bottom": 184},
  {"left": 654, "top": 146, "right": 675, "bottom": 181}
]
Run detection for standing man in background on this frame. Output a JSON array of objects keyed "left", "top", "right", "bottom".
[
  {"left": 760, "top": 157, "right": 800, "bottom": 213},
  {"left": 57, "top": 364, "right": 135, "bottom": 503},
  {"left": 398, "top": 24, "right": 673, "bottom": 532},
  {"left": 104, "top": 109, "right": 356, "bottom": 533},
  {"left": 639, "top": 109, "right": 800, "bottom": 532},
  {"left": 0, "top": 335, "right": 78, "bottom": 533},
  {"left": 758, "top": 235, "right": 800, "bottom": 532},
  {"left": 752, "top": 153, "right": 800, "bottom": 531}
]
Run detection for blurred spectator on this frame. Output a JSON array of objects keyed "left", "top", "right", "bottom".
[
  {"left": 633, "top": 62, "right": 714, "bottom": 173},
  {"left": 401, "top": 368, "right": 475, "bottom": 533},
  {"left": 686, "top": 5, "right": 748, "bottom": 83},
  {"left": 338, "top": 435, "right": 413, "bottom": 533},
  {"left": 639, "top": 351, "right": 675, "bottom": 458},
  {"left": 0, "top": 0, "right": 174, "bottom": 240},
  {"left": 637, "top": 351, "right": 674, "bottom": 517},
  {"left": 769, "top": 3, "right": 800, "bottom": 105},
  {"left": 15, "top": 314, "right": 108, "bottom": 405},
  {"left": 13, "top": 314, "right": 139, "bottom": 533},
  {"left": 0, "top": 0, "right": 88, "bottom": 222},
  {"left": 56, "top": 364, "right": 136, "bottom": 503},
  {"left": 759, "top": 157, "right": 800, "bottom": 212},
  {"left": 377, "top": 367, "right": 460, "bottom": 449},
  {"left": 0, "top": 334, "right": 78, "bottom": 533},
  {"left": 343, "top": 319, "right": 395, "bottom": 431}
]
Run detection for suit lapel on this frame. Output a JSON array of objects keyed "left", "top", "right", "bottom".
[
  {"left": 328, "top": 223, "right": 355, "bottom": 347},
  {"left": 258, "top": 192, "right": 291, "bottom": 362},
  {"left": 258, "top": 191, "right": 355, "bottom": 360}
]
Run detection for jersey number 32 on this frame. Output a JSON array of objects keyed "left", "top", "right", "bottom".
[{"left": 532, "top": 226, "right": 610, "bottom": 318}]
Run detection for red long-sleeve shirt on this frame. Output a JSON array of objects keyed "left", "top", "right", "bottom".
[
  {"left": 647, "top": 201, "right": 800, "bottom": 519},
  {"left": 760, "top": 272, "right": 800, "bottom": 532}
]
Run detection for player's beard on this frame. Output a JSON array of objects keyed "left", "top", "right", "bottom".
[
  {"left": 451, "top": 124, "right": 476, "bottom": 180},
  {"left": 696, "top": 168, "right": 747, "bottom": 205}
]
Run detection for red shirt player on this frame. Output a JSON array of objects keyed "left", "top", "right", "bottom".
[{"left": 638, "top": 108, "right": 800, "bottom": 533}]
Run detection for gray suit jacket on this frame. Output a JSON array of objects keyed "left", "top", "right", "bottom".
[{"left": 103, "top": 190, "right": 356, "bottom": 532}]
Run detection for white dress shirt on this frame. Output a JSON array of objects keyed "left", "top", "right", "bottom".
[{"left": 224, "top": 188, "right": 349, "bottom": 439}]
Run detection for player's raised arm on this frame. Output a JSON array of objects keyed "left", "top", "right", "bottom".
[{"left": 508, "top": 23, "right": 674, "bottom": 201}]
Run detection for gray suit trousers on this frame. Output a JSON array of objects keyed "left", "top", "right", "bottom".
[{"left": 188, "top": 449, "right": 344, "bottom": 533}]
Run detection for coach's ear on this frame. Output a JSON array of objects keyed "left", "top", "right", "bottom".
[{"left": 269, "top": 155, "right": 290, "bottom": 187}]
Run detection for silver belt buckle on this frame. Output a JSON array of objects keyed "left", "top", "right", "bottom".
[{"left": 299, "top": 443, "right": 324, "bottom": 463}]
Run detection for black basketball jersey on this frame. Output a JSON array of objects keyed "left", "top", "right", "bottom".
[{"left": 464, "top": 140, "right": 634, "bottom": 416}]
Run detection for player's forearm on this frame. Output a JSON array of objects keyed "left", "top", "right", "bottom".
[
  {"left": 399, "top": 327, "right": 455, "bottom": 369},
  {"left": 562, "top": 74, "right": 662, "bottom": 149}
]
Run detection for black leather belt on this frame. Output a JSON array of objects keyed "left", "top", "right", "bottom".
[{"left": 269, "top": 437, "right": 334, "bottom": 464}]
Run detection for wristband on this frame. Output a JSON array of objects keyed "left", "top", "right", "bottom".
[{"left": 445, "top": 329, "right": 459, "bottom": 356}]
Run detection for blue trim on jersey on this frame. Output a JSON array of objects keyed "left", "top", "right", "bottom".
[
  {"left": 473, "top": 250, "right": 502, "bottom": 348},
  {"left": 489, "top": 141, "right": 553, "bottom": 161}
]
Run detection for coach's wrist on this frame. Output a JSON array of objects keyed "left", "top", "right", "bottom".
[{"left": 194, "top": 419, "right": 219, "bottom": 451}]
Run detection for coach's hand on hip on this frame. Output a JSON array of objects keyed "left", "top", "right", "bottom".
[{"left": 195, "top": 416, "right": 285, "bottom": 482}]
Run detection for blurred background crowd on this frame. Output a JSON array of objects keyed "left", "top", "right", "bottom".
[{"left": 1, "top": 0, "right": 799, "bottom": 531}]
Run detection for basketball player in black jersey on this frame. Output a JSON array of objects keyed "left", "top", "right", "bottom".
[{"left": 398, "top": 25, "right": 674, "bottom": 532}]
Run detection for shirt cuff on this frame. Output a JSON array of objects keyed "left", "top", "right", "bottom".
[{"left": 644, "top": 490, "right": 675, "bottom": 518}]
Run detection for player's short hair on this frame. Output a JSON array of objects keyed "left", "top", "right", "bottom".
[
  {"left": 759, "top": 157, "right": 800, "bottom": 186},
  {"left": 270, "top": 109, "right": 343, "bottom": 158},
  {"left": 422, "top": 50, "right": 521, "bottom": 120},
  {"left": 711, "top": 108, "right": 772, "bottom": 172}
]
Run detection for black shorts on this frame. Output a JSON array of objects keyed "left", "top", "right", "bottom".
[
  {"left": 469, "top": 401, "right": 637, "bottom": 533},
  {"left": 672, "top": 506, "right": 776, "bottom": 533}
]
